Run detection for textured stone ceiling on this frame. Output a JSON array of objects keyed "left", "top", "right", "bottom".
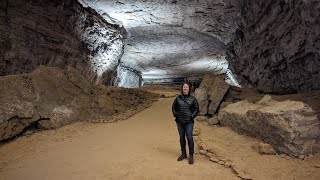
[
  {"left": 79, "top": 0, "right": 240, "bottom": 86},
  {"left": 123, "top": 26, "right": 227, "bottom": 77}
]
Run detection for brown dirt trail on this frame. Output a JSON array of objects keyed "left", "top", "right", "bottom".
[{"left": 0, "top": 98, "right": 236, "bottom": 180}]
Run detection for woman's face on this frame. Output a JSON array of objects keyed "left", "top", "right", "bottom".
[{"left": 182, "top": 84, "right": 189, "bottom": 95}]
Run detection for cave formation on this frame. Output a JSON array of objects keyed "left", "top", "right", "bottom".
[
  {"left": 1, "top": 0, "right": 319, "bottom": 94},
  {"left": 0, "top": 0, "right": 320, "bottom": 178}
]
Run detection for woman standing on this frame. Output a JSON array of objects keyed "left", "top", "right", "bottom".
[{"left": 172, "top": 83, "right": 199, "bottom": 164}]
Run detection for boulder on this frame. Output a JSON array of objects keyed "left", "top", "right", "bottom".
[
  {"left": 251, "top": 142, "right": 277, "bottom": 155},
  {"left": 31, "top": 66, "right": 96, "bottom": 127},
  {"left": 218, "top": 95, "right": 320, "bottom": 156},
  {"left": 0, "top": 74, "right": 39, "bottom": 140},
  {"left": 0, "top": 66, "right": 95, "bottom": 140},
  {"left": 195, "top": 86, "right": 209, "bottom": 115},
  {"left": 195, "top": 74, "right": 229, "bottom": 115},
  {"left": 195, "top": 116, "right": 207, "bottom": 122},
  {"left": 207, "top": 116, "right": 220, "bottom": 125}
]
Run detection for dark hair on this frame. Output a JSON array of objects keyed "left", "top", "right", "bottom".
[{"left": 181, "top": 83, "right": 191, "bottom": 95}]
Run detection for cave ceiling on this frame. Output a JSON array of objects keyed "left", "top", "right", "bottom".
[{"left": 80, "top": 0, "right": 240, "bottom": 80}]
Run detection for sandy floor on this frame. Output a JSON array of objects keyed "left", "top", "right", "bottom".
[
  {"left": 1, "top": 97, "right": 320, "bottom": 180},
  {"left": 139, "top": 86, "right": 180, "bottom": 97},
  {"left": 0, "top": 98, "right": 237, "bottom": 180}
]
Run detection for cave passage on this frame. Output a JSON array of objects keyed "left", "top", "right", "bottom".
[{"left": 0, "top": 0, "right": 320, "bottom": 179}]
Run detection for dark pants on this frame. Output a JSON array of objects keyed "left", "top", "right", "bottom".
[{"left": 176, "top": 122, "right": 194, "bottom": 155}]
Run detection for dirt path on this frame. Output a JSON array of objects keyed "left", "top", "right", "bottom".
[
  {"left": 1, "top": 97, "right": 320, "bottom": 180},
  {"left": 0, "top": 98, "right": 237, "bottom": 180}
]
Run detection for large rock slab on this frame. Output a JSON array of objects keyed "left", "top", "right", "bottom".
[
  {"left": 195, "top": 74, "right": 229, "bottom": 115},
  {"left": 31, "top": 66, "right": 95, "bottom": 126},
  {"left": 195, "top": 86, "right": 209, "bottom": 115},
  {"left": 0, "top": 66, "right": 95, "bottom": 140},
  {"left": 218, "top": 95, "right": 320, "bottom": 156},
  {"left": 0, "top": 74, "right": 39, "bottom": 140},
  {"left": 0, "top": 66, "right": 158, "bottom": 141}
]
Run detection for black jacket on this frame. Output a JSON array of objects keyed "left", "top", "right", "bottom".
[{"left": 172, "top": 94, "right": 199, "bottom": 124}]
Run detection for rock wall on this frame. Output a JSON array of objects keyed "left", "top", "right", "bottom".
[
  {"left": 113, "top": 65, "right": 143, "bottom": 88},
  {"left": 0, "top": 0, "right": 124, "bottom": 84},
  {"left": 227, "top": 0, "right": 320, "bottom": 94}
]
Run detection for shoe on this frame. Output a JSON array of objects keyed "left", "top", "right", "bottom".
[
  {"left": 177, "top": 154, "right": 187, "bottom": 161},
  {"left": 188, "top": 155, "right": 194, "bottom": 164}
]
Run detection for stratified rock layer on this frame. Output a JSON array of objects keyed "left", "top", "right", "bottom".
[
  {"left": 227, "top": 0, "right": 320, "bottom": 94},
  {"left": 218, "top": 95, "right": 320, "bottom": 156},
  {"left": 0, "top": 0, "right": 124, "bottom": 84}
]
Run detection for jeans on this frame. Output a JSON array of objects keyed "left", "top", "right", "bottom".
[{"left": 176, "top": 122, "right": 194, "bottom": 155}]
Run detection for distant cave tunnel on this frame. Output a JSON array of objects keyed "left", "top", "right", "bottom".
[
  {"left": 90, "top": 0, "right": 320, "bottom": 94},
  {"left": 77, "top": 0, "right": 242, "bottom": 89},
  {"left": 112, "top": 25, "right": 234, "bottom": 88}
]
